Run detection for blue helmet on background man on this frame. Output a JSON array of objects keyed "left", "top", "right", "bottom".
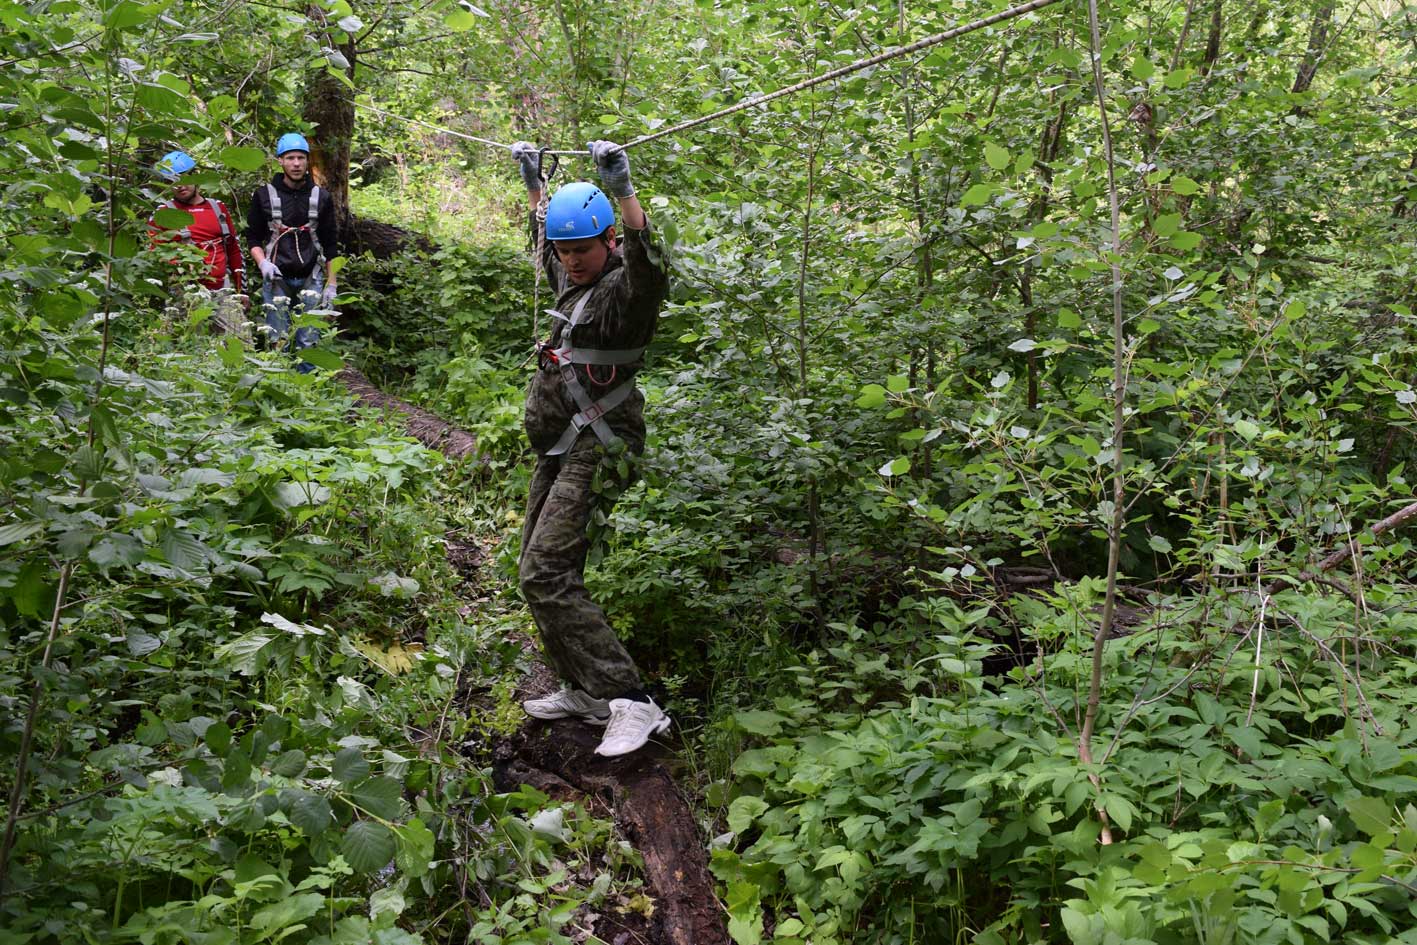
[
  {"left": 154, "top": 150, "right": 196, "bottom": 181},
  {"left": 545, "top": 182, "right": 615, "bottom": 241},
  {"left": 275, "top": 133, "right": 310, "bottom": 157}
]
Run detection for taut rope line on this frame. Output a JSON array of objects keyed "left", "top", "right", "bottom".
[{"left": 355, "top": 0, "right": 1066, "bottom": 156}]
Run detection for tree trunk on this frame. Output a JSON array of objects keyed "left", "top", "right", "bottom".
[
  {"left": 345, "top": 216, "right": 433, "bottom": 258},
  {"left": 1201, "top": 0, "right": 1223, "bottom": 76},
  {"left": 339, "top": 369, "right": 483, "bottom": 462},
  {"left": 303, "top": 6, "right": 357, "bottom": 244},
  {"left": 1291, "top": 2, "right": 1335, "bottom": 95}
]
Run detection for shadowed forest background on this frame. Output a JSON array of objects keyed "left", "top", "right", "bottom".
[{"left": 2, "top": 0, "right": 1417, "bottom": 942}]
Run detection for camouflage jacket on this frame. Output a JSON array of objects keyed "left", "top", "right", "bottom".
[{"left": 523, "top": 217, "right": 669, "bottom": 455}]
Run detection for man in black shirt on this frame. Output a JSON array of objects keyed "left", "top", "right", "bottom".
[{"left": 245, "top": 132, "right": 338, "bottom": 371}]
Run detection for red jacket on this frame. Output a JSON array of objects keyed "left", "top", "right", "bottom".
[{"left": 148, "top": 196, "right": 245, "bottom": 292}]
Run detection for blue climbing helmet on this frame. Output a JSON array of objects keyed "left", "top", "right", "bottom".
[
  {"left": 545, "top": 181, "right": 615, "bottom": 241},
  {"left": 274, "top": 132, "right": 310, "bottom": 157},
  {"left": 154, "top": 150, "right": 196, "bottom": 181}
]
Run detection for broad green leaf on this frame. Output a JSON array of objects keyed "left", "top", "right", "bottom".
[
  {"left": 219, "top": 146, "right": 266, "bottom": 172},
  {"left": 855, "top": 384, "right": 887, "bottom": 408},
  {"left": 733, "top": 710, "right": 788, "bottom": 737},
  {"left": 1152, "top": 214, "right": 1182, "bottom": 238},
  {"left": 726, "top": 880, "right": 763, "bottom": 945},
  {"left": 342, "top": 820, "right": 396, "bottom": 873},
  {"left": 205, "top": 721, "right": 232, "bottom": 759},
  {"left": 1148, "top": 535, "right": 1173, "bottom": 554},
  {"left": 878, "top": 456, "right": 910, "bottom": 477},
  {"left": 208, "top": 94, "right": 239, "bottom": 120},
  {"left": 395, "top": 818, "right": 436, "bottom": 877},
  {"left": 1170, "top": 231, "right": 1203, "bottom": 250},
  {"left": 1232, "top": 418, "right": 1260, "bottom": 440},
  {"left": 219, "top": 335, "right": 244, "bottom": 369},
  {"left": 351, "top": 776, "right": 403, "bottom": 820},
  {"left": 104, "top": 0, "right": 153, "bottom": 30},
  {"left": 960, "top": 183, "right": 993, "bottom": 207},
  {"left": 1346, "top": 796, "right": 1392, "bottom": 837},
  {"left": 298, "top": 348, "right": 343, "bottom": 371},
  {"left": 1172, "top": 176, "right": 1200, "bottom": 195},
  {"left": 1164, "top": 67, "right": 1195, "bottom": 89},
  {"left": 1060, "top": 906, "right": 1102, "bottom": 945},
  {"left": 289, "top": 793, "right": 333, "bottom": 836},
  {"left": 1057, "top": 309, "right": 1081, "bottom": 329},
  {"left": 727, "top": 796, "right": 769, "bottom": 833},
  {"left": 271, "top": 749, "right": 308, "bottom": 778},
  {"left": 984, "top": 142, "right": 1010, "bottom": 171},
  {"left": 152, "top": 207, "right": 196, "bottom": 229},
  {"left": 0, "top": 522, "right": 44, "bottom": 547},
  {"left": 332, "top": 746, "right": 370, "bottom": 784},
  {"left": 160, "top": 529, "right": 210, "bottom": 571},
  {"left": 445, "top": 9, "right": 476, "bottom": 29},
  {"left": 249, "top": 893, "right": 324, "bottom": 934}
]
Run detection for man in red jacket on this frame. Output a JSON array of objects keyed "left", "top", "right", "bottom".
[{"left": 148, "top": 150, "right": 250, "bottom": 336}]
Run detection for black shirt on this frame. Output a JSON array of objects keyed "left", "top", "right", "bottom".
[{"left": 244, "top": 174, "right": 338, "bottom": 279}]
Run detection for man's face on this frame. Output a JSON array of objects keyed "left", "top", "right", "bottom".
[
  {"left": 279, "top": 151, "right": 308, "bottom": 180},
  {"left": 552, "top": 228, "right": 615, "bottom": 285},
  {"left": 172, "top": 182, "right": 198, "bottom": 204}
]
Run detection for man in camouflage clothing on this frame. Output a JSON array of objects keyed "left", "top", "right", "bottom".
[{"left": 510, "top": 139, "right": 671, "bottom": 757}]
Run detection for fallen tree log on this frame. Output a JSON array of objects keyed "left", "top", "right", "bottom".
[
  {"left": 494, "top": 719, "right": 730, "bottom": 945},
  {"left": 338, "top": 368, "right": 482, "bottom": 463},
  {"left": 1263, "top": 498, "right": 1417, "bottom": 596},
  {"left": 342, "top": 371, "right": 728, "bottom": 945}
]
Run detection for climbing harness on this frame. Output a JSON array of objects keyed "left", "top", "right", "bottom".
[
  {"left": 351, "top": 0, "right": 1065, "bottom": 157},
  {"left": 163, "top": 196, "right": 232, "bottom": 251},
  {"left": 264, "top": 184, "right": 325, "bottom": 271},
  {"left": 538, "top": 286, "right": 646, "bottom": 456},
  {"left": 160, "top": 197, "right": 244, "bottom": 290}
]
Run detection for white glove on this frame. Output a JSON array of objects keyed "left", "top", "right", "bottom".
[{"left": 258, "top": 258, "right": 279, "bottom": 281}]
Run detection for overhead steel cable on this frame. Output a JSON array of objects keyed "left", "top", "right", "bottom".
[{"left": 355, "top": 0, "right": 1066, "bottom": 156}]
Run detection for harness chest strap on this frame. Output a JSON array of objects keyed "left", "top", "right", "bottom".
[
  {"left": 544, "top": 285, "right": 644, "bottom": 457},
  {"left": 165, "top": 198, "right": 244, "bottom": 289},
  {"left": 167, "top": 197, "right": 230, "bottom": 247},
  {"left": 264, "top": 183, "right": 325, "bottom": 266}
]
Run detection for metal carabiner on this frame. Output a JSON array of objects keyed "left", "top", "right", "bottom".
[{"left": 536, "top": 147, "right": 559, "bottom": 188}]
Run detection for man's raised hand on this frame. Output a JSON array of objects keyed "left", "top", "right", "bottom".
[{"left": 588, "top": 140, "right": 634, "bottom": 199}]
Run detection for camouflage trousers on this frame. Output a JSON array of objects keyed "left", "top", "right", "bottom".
[{"left": 518, "top": 437, "right": 640, "bottom": 699}]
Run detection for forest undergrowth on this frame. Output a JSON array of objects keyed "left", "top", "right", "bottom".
[{"left": 5, "top": 0, "right": 1417, "bottom": 942}]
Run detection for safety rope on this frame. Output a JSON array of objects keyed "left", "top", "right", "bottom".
[
  {"left": 353, "top": 0, "right": 1065, "bottom": 156},
  {"left": 356, "top": 103, "right": 513, "bottom": 150},
  {"left": 532, "top": 179, "right": 550, "bottom": 350}
]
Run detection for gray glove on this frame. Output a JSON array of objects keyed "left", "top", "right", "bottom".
[
  {"left": 258, "top": 258, "right": 279, "bottom": 281},
  {"left": 589, "top": 140, "right": 634, "bottom": 198},
  {"left": 320, "top": 283, "right": 338, "bottom": 306},
  {"left": 510, "top": 141, "right": 542, "bottom": 192}
]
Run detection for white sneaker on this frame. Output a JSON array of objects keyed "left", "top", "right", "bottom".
[
  {"left": 594, "top": 699, "right": 671, "bottom": 757},
  {"left": 523, "top": 688, "right": 611, "bottom": 725}
]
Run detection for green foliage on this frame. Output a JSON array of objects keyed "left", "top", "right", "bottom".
[
  {"left": 7, "top": 0, "right": 1417, "bottom": 941},
  {"left": 709, "top": 595, "right": 1417, "bottom": 944}
]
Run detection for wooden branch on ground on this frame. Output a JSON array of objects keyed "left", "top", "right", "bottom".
[
  {"left": 494, "top": 723, "right": 730, "bottom": 945},
  {"left": 1263, "top": 498, "right": 1417, "bottom": 596},
  {"left": 338, "top": 368, "right": 482, "bottom": 463},
  {"left": 343, "top": 371, "right": 727, "bottom": 945}
]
